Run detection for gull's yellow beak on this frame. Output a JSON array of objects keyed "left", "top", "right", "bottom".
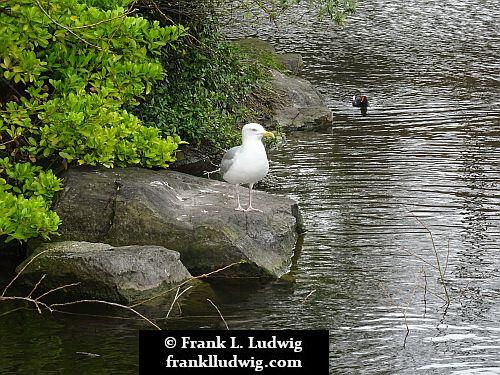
[{"left": 262, "top": 131, "right": 275, "bottom": 139}]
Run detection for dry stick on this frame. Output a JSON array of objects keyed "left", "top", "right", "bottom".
[
  {"left": 0, "top": 306, "right": 27, "bottom": 318},
  {"left": 301, "top": 290, "right": 316, "bottom": 304},
  {"left": 375, "top": 281, "right": 412, "bottom": 348},
  {"left": 402, "top": 251, "right": 448, "bottom": 303},
  {"left": 416, "top": 285, "right": 448, "bottom": 303},
  {"left": 2, "top": 258, "right": 242, "bottom": 328},
  {"left": 421, "top": 266, "right": 428, "bottom": 317},
  {"left": 130, "top": 260, "right": 245, "bottom": 308},
  {"left": 165, "top": 285, "right": 193, "bottom": 321},
  {"left": 145, "top": 0, "right": 176, "bottom": 24},
  {"left": 411, "top": 213, "right": 450, "bottom": 304},
  {"left": 36, "top": 282, "right": 81, "bottom": 301},
  {"left": 2, "top": 249, "right": 51, "bottom": 297},
  {"left": 444, "top": 238, "right": 451, "bottom": 276},
  {"left": 402, "top": 281, "right": 419, "bottom": 349},
  {"left": 207, "top": 298, "right": 228, "bottom": 330},
  {"left": 403, "top": 248, "right": 437, "bottom": 270},
  {"left": 49, "top": 300, "right": 161, "bottom": 330},
  {"left": 0, "top": 282, "right": 81, "bottom": 316},
  {"left": 0, "top": 295, "right": 52, "bottom": 314},
  {"left": 27, "top": 274, "right": 47, "bottom": 299}
]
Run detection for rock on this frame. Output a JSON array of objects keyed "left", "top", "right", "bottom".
[
  {"left": 170, "top": 146, "right": 219, "bottom": 177},
  {"left": 52, "top": 166, "right": 302, "bottom": 278},
  {"left": 267, "top": 70, "right": 333, "bottom": 131},
  {"left": 232, "top": 38, "right": 332, "bottom": 130},
  {"left": 277, "top": 53, "right": 304, "bottom": 75},
  {"left": 233, "top": 38, "right": 303, "bottom": 74},
  {"left": 15, "top": 241, "right": 194, "bottom": 304}
]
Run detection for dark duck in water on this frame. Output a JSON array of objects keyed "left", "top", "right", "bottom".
[
  {"left": 352, "top": 94, "right": 369, "bottom": 108},
  {"left": 352, "top": 94, "right": 369, "bottom": 115}
]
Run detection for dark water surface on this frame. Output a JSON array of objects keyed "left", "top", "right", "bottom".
[{"left": 2, "top": 0, "right": 500, "bottom": 374}]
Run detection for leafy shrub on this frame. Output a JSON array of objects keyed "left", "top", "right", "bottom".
[
  {"left": 135, "top": 27, "right": 274, "bottom": 151},
  {"left": 0, "top": 0, "right": 187, "bottom": 243},
  {"left": 0, "top": 159, "right": 62, "bottom": 242}
]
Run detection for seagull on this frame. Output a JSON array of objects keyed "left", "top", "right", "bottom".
[{"left": 220, "top": 123, "right": 274, "bottom": 212}]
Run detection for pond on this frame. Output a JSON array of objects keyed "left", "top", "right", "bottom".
[{"left": 2, "top": 0, "right": 500, "bottom": 373}]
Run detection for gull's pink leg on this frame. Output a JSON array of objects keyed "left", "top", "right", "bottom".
[
  {"left": 235, "top": 185, "right": 245, "bottom": 211},
  {"left": 245, "top": 184, "right": 263, "bottom": 212}
]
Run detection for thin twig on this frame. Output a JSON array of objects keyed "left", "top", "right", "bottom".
[
  {"left": 402, "top": 248, "right": 437, "bottom": 270},
  {"left": 411, "top": 214, "right": 450, "bottom": 304},
  {"left": 27, "top": 274, "right": 46, "bottom": 298},
  {"left": 2, "top": 249, "right": 50, "bottom": 297},
  {"left": 36, "top": 282, "right": 81, "bottom": 301},
  {"left": 165, "top": 285, "right": 193, "bottom": 320},
  {"left": 130, "top": 260, "right": 245, "bottom": 307},
  {"left": 207, "top": 298, "right": 228, "bottom": 330},
  {"left": 49, "top": 300, "right": 161, "bottom": 330},
  {"left": 0, "top": 139, "right": 18, "bottom": 146},
  {"left": 34, "top": 0, "right": 102, "bottom": 50},
  {"left": 72, "top": 9, "right": 137, "bottom": 29},
  {"left": 421, "top": 266, "right": 428, "bottom": 317},
  {"left": 301, "top": 290, "right": 316, "bottom": 304},
  {"left": 144, "top": 0, "right": 176, "bottom": 24},
  {"left": 0, "top": 295, "right": 52, "bottom": 314},
  {"left": 444, "top": 238, "right": 451, "bottom": 276},
  {"left": 402, "top": 282, "right": 418, "bottom": 348}
]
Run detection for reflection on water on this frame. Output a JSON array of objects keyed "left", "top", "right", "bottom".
[
  {"left": 2, "top": 0, "right": 500, "bottom": 373},
  {"left": 223, "top": 0, "right": 500, "bottom": 373}
]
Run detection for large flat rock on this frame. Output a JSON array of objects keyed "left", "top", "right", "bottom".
[
  {"left": 16, "top": 241, "right": 193, "bottom": 304},
  {"left": 52, "top": 167, "right": 302, "bottom": 278},
  {"left": 269, "top": 70, "right": 333, "bottom": 130}
]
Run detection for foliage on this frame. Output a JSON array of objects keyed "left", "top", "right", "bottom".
[
  {"left": 135, "top": 0, "right": 356, "bottom": 152},
  {"left": 135, "top": 24, "right": 279, "bottom": 151},
  {"left": 235, "top": 0, "right": 357, "bottom": 25},
  {"left": 0, "top": 0, "right": 187, "bottom": 243},
  {"left": 0, "top": 159, "right": 62, "bottom": 242},
  {"left": 155, "top": 0, "right": 357, "bottom": 25}
]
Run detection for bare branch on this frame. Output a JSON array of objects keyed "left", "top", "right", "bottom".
[
  {"left": 34, "top": 0, "right": 103, "bottom": 50},
  {"left": 301, "top": 289, "right": 316, "bottom": 304},
  {"left": 165, "top": 285, "right": 193, "bottom": 321},
  {"left": 49, "top": 299, "right": 161, "bottom": 330},
  {"left": 2, "top": 249, "right": 50, "bottom": 297},
  {"left": 35, "top": 282, "right": 81, "bottom": 301},
  {"left": 72, "top": 9, "right": 138, "bottom": 29},
  {"left": 130, "top": 260, "right": 246, "bottom": 308},
  {"left": 27, "top": 274, "right": 46, "bottom": 298},
  {"left": 207, "top": 298, "right": 228, "bottom": 330},
  {"left": 410, "top": 213, "right": 450, "bottom": 304},
  {"left": 0, "top": 295, "right": 52, "bottom": 314}
]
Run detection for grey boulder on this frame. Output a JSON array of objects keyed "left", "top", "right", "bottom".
[
  {"left": 16, "top": 241, "right": 193, "bottom": 304},
  {"left": 269, "top": 70, "right": 333, "bottom": 130},
  {"left": 52, "top": 167, "right": 303, "bottom": 278}
]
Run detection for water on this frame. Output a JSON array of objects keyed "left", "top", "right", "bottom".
[{"left": 2, "top": 0, "right": 500, "bottom": 373}]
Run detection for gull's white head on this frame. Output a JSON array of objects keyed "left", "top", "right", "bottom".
[{"left": 241, "top": 123, "right": 274, "bottom": 142}]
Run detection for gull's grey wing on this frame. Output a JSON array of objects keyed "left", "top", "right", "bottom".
[{"left": 220, "top": 146, "right": 240, "bottom": 177}]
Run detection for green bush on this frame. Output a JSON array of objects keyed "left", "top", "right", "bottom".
[
  {"left": 135, "top": 28, "right": 274, "bottom": 151},
  {"left": 0, "top": 0, "right": 187, "bottom": 243},
  {"left": 0, "top": 159, "right": 61, "bottom": 242}
]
